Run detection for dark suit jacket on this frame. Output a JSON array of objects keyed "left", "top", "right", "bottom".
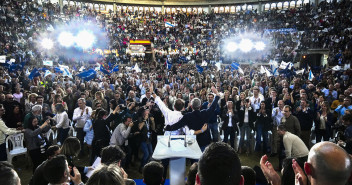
[
  {"left": 221, "top": 107, "right": 239, "bottom": 133},
  {"left": 166, "top": 96, "right": 220, "bottom": 147},
  {"left": 238, "top": 107, "right": 256, "bottom": 129},
  {"left": 255, "top": 109, "right": 273, "bottom": 131}
]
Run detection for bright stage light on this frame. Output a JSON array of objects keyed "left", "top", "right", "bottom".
[
  {"left": 255, "top": 41, "right": 266, "bottom": 51},
  {"left": 75, "top": 30, "right": 96, "bottom": 49},
  {"left": 239, "top": 39, "right": 253, "bottom": 53},
  {"left": 226, "top": 42, "right": 238, "bottom": 52},
  {"left": 41, "top": 38, "right": 54, "bottom": 50},
  {"left": 58, "top": 32, "right": 75, "bottom": 47}
]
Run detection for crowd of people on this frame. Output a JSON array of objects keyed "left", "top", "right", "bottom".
[{"left": 0, "top": 0, "right": 352, "bottom": 184}]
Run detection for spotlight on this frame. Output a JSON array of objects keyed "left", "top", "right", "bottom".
[
  {"left": 226, "top": 42, "right": 238, "bottom": 52},
  {"left": 254, "top": 41, "right": 265, "bottom": 51},
  {"left": 75, "top": 30, "right": 96, "bottom": 49},
  {"left": 41, "top": 38, "right": 54, "bottom": 50},
  {"left": 58, "top": 32, "right": 75, "bottom": 47},
  {"left": 239, "top": 39, "right": 253, "bottom": 53}
]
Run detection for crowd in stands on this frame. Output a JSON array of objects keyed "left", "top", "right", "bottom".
[{"left": 0, "top": 0, "right": 352, "bottom": 184}]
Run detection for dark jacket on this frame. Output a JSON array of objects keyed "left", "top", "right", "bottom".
[
  {"left": 255, "top": 109, "right": 273, "bottom": 131},
  {"left": 93, "top": 113, "right": 118, "bottom": 142},
  {"left": 314, "top": 111, "right": 335, "bottom": 136},
  {"left": 221, "top": 107, "right": 239, "bottom": 133},
  {"left": 201, "top": 100, "right": 220, "bottom": 123},
  {"left": 166, "top": 96, "right": 220, "bottom": 147},
  {"left": 237, "top": 106, "right": 256, "bottom": 129},
  {"left": 294, "top": 108, "right": 315, "bottom": 131}
]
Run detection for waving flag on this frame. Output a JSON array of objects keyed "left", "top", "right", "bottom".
[
  {"left": 215, "top": 62, "right": 221, "bottom": 71},
  {"left": 112, "top": 65, "right": 119, "bottom": 72},
  {"left": 231, "top": 62, "right": 240, "bottom": 70},
  {"left": 133, "top": 64, "right": 142, "bottom": 73},
  {"left": 100, "top": 66, "right": 111, "bottom": 75},
  {"left": 79, "top": 66, "right": 85, "bottom": 72},
  {"left": 295, "top": 69, "right": 305, "bottom": 75},
  {"left": 63, "top": 68, "right": 72, "bottom": 78},
  {"left": 165, "top": 22, "right": 175, "bottom": 27},
  {"left": 238, "top": 66, "right": 244, "bottom": 75},
  {"left": 260, "top": 66, "right": 266, "bottom": 74},
  {"left": 196, "top": 65, "right": 204, "bottom": 73},
  {"left": 28, "top": 68, "right": 41, "bottom": 80},
  {"left": 308, "top": 69, "right": 314, "bottom": 81},
  {"left": 44, "top": 70, "right": 52, "bottom": 78},
  {"left": 76, "top": 69, "right": 97, "bottom": 81},
  {"left": 43, "top": 60, "right": 53, "bottom": 66},
  {"left": 166, "top": 60, "right": 172, "bottom": 70}
]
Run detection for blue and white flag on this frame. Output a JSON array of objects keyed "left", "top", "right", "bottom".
[
  {"left": 112, "top": 65, "right": 119, "bottom": 72},
  {"left": 43, "top": 60, "right": 53, "bottom": 66},
  {"left": 44, "top": 70, "right": 52, "bottom": 78},
  {"left": 63, "top": 68, "right": 72, "bottom": 78},
  {"left": 260, "top": 66, "right": 266, "bottom": 74},
  {"left": 79, "top": 66, "right": 85, "bottom": 72},
  {"left": 196, "top": 65, "right": 203, "bottom": 73},
  {"left": 308, "top": 69, "right": 314, "bottom": 81},
  {"left": 231, "top": 62, "right": 240, "bottom": 70},
  {"left": 0, "top": 55, "right": 6, "bottom": 63},
  {"left": 76, "top": 69, "right": 96, "bottom": 81},
  {"left": 165, "top": 22, "right": 175, "bottom": 27},
  {"left": 215, "top": 62, "right": 221, "bottom": 71},
  {"left": 100, "top": 66, "right": 111, "bottom": 75},
  {"left": 279, "top": 61, "right": 292, "bottom": 69}
]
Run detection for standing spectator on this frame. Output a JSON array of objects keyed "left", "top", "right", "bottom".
[
  {"left": 271, "top": 100, "right": 284, "bottom": 156},
  {"left": 52, "top": 103, "right": 70, "bottom": 145},
  {"left": 294, "top": 100, "right": 315, "bottom": 148},
  {"left": 72, "top": 98, "right": 92, "bottom": 157},
  {"left": 5, "top": 105, "right": 23, "bottom": 129},
  {"left": 221, "top": 100, "right": 239, "bottom": 149},
  {"left": 24, "top": 117, "right": 50, "bottom": 172},
  {"left": 315, "top": 101, "right": 336, "bottom": 142},
  {"left": 335, "top": 96, "right": 352, "bottom": 118},
  {"left": 237, "top": 97, "right": 256, "bottom": 154},
  {"left": 25, "top": 93, "right": 38, "bottom": 114},
  {"left": 202, "top": 93, "right": 221, "bottom": 142},
  {"left": 255, "top": 101, "right": 272, "bottom": 154},
  {"left": 84, "top": 111, "right": 95, "bottom": 163},
  {"left": 281, "top": 105, "right": 301, "bottom": 136},
  {"left": 13, "top": 87, "right": 23, "bottom": 103},
  {"left": 0, "top": 104, "right": 21, "bottom": 161}
]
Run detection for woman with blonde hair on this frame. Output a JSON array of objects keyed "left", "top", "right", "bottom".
[{"left": 93, "top": 91, "right": 108, "bottom": 110}]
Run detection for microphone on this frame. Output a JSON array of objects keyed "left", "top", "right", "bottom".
[{"left": 184, "top": 134, "right": 187, "bottom": 147}]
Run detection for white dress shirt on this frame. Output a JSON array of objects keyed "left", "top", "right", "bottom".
[
  {"left": 154, "top": 96, "right": 194, "bottom": 135},
  {"left": 249, "top": 94, "right": 265, "bottom": 111},
  {"left": 53, "top": 111, "right": 70, "bottom": 129},
  {"left": 72, "top": 106, "right": 92, "bottom": 128}
]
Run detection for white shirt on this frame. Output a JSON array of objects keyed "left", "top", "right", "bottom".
[
  {"left": 72, "top": 106, "right": 92, "bottom": 128},
  {"left": 272, "top": 107, "right": 284, "bottom": 126},
  {"left": 249, "top": 94, "right": 265, "bottom": 111},
  {"left": 154, "top": 96, "right": 194, "bottom": 135},
  {"left": 244, "top": 108, "right": 249, "bottom": 123},
  {"left": 227, "top": 112, "right": 233, "bottom": 127},
  {"left": 53, "top": 111, "right": 70, "bottom": 129},
  {"left": 283, "top": 132, "right": 309, "bottom": 158}
]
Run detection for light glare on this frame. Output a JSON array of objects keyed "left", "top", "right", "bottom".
[
  {"left": 75, "top": 30, "right": 96, "bottom": 49},
  {"left": 255, "top": 41, "right": 266, "bottom": 51},
  {"left": 226, "top": 42, "right": 238, "bottom": 52},
  {"left": 41, "top": 38, "right": 54, "bottom": 50},
  {"left": 58, "top": 32, "right": 75, "bottom": 47},
  {"left": 239, "top": 39, "right": 253, "bottom": 53}
]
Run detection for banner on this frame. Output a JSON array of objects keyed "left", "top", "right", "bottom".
[
  {"left": 43, "top": 60, "right": 53, "bottom": 66},
  {"left": 165, "top": 22, "right": 175, "bottom": 27},
  {"left": 0, "top": 55, "right": 5, "bottom": 63}
]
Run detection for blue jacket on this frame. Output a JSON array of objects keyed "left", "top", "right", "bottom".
[
  {"left": 201, "top": 100, "right": 220, "bottom": 123},
  {"left": 84, "top": 119, "right": 94, "bottom": 145}
]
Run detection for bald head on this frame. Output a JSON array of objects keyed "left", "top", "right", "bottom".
[{"left": 308, "top": 142, "right": 352, "bottom": 185}]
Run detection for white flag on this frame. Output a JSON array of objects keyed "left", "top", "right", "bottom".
[
  {"left": 296, "top": 69, "right": 305, "bottom": 75},
  {"left": 215, "top": 62, "right": 221, "bottom": 71},
  {"left": 332, "top": 65, "right": 342, "bottom": 71},
  {"left": 238, "top": 66, "right": 244, "bottom": 75},
  {"left": 265, "top": 67, "right": 272, "bottom": 77},
  {"left": 79, "top": 66, "right": 85, "bottom": 72},
  {"left": 201, "top": 60, "right": 208, "bottom": 67},
  {"left": 260, "top": 66, "right": 266, "bottom": 74},
  {"left": 133, "top": 64, "right": 141, "bottom": 73}
]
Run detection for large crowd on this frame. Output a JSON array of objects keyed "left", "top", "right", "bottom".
[{"left": 1, "top": 0, "right": 352, "bottom": 185}]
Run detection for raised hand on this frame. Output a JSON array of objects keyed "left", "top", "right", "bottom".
[
  {"left": 260, "top": 155, "right": 281, "bottom": 185},
  {"left": 292, "top": 159, "right": 307, "bottom": 185}
]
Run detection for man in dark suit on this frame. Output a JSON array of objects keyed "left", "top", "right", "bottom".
[{"left": 165, "top": 86, "right": 220, "bottom": 151}]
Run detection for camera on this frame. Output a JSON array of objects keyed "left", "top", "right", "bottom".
[{"left": 119, "top": 104, "right": 126, "bottom": 110}]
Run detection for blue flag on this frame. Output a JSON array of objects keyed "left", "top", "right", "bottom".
[
  {"left": 28, "top": 68, "right": 41, "bottom": 80},
  {"left": 54, "top": 67, "right": 63, "bottom": 73},
  {"left": 112, "top": 65, "right": 119, "bottom": 72},
  {"left": 196, "top": 65, "right": 204, "bottom": 73},
  {"left": 108, "top": 62, "right": 113, "bottom": 70},
  {"left": 76, "top": 69, "right": 96, "bottom": 81},
  {"left": 100, "top": 66, "right": 111, "bottom": 75},
  {"left": 167, "top": 60, "right": 172, "bottom": 70}
]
